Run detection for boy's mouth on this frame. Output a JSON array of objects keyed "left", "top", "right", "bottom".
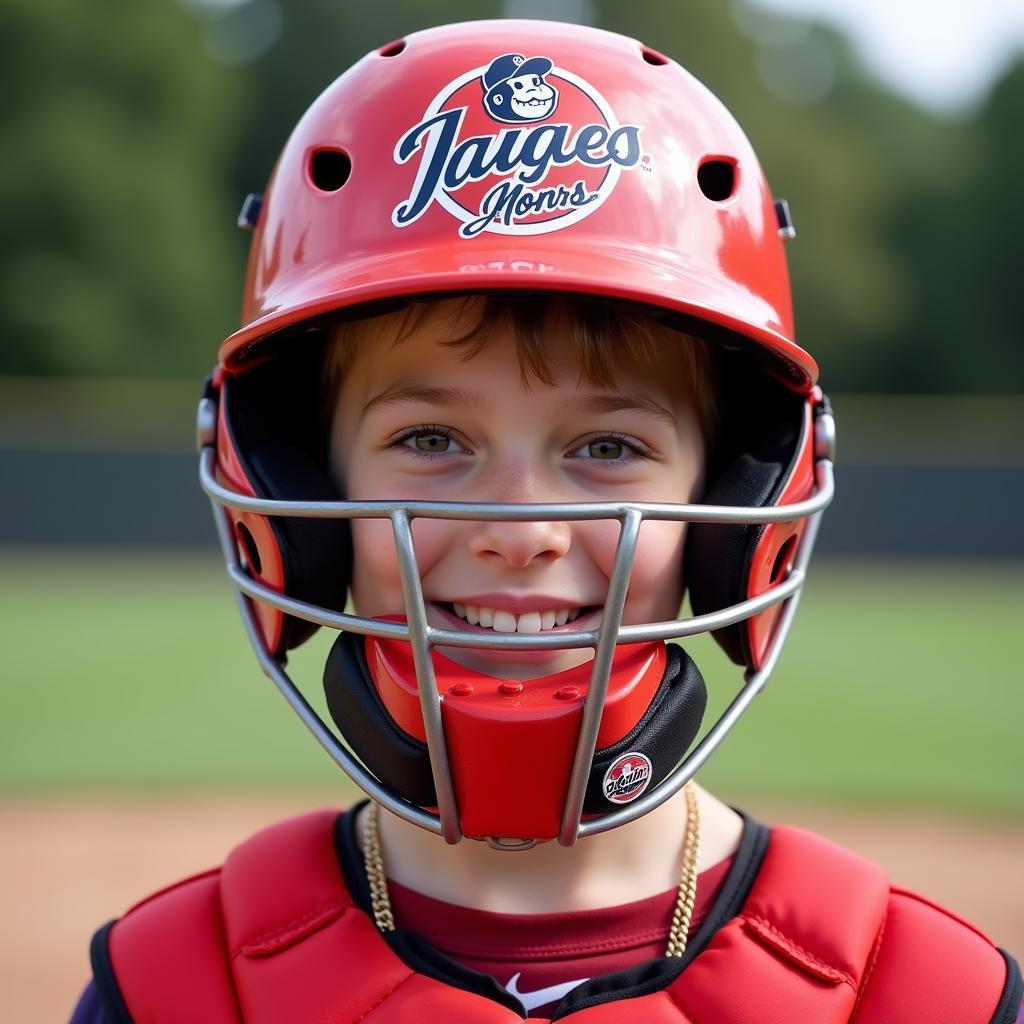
[{"left": 441, "top": 602, "right": 594, "bottom": 634}]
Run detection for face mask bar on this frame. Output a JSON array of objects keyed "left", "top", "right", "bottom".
[{"left": 197, "top": 398, "right": 835, "bottom": 847}]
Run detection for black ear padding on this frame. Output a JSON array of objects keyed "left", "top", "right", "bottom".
[
  {"left": 685, "top": 366, "right": 805, "bottom": 667},
  {"left": 323, "top": 631, "right": 437, "bottom": 806},
  {"left": 222, "top": 337, "right": 352, "bottom": 651},
  {"left": 322, "top": 634, "right": 708, "bottom": 818}
]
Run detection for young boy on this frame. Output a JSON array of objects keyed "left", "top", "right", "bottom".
[{"left": 70, "top": 19, "right": 1021, "bottom": 1023}]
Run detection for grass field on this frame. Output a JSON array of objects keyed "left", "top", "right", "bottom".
[{"left": 2, "top": 549, "right": 1021, "bottom": 813}]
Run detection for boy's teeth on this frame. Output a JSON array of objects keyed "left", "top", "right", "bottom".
[
  {"left": 517, "top": 611, "right": 542, "bottom": 634},
  {"left": 492, "top": 610, "right": 517, "bottom": 633},
  {"left": 451, "top": 604, "right": 584, "bottom": 632}
]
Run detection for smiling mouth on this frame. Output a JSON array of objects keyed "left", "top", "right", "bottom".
[{"left": 443, "top": 602, "right": 596, "bottom": 634}]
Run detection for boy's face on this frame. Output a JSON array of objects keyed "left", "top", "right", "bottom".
[{"left": 330, "top": 299, "right": 706, "bottom": 680}]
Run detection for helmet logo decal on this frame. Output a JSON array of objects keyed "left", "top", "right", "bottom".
[
  {"left": 393, "top": 55, "right": 644, "bottom": 237},
  {"left": 483, "top": 53, "right": 559, "bottom": 123},
  {"left": 602, "top": 752, "right": 653, "bottom": 805}
]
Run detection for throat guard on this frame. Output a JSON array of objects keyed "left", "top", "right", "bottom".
[{"left": 324, "top": 636, "right": 706, "bottom": 841}]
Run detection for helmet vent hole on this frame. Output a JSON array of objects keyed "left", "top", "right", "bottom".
[
  {"left": 236, "top": 522, "right": 263, "bottom": 576},
  {"left": 697, "top": 158, "right": 737, "bottom": 202},
  {"left": 641, "top": 46, "right": 669, "bottom": 66},
  {"left": 770, "top": 534, "right": 798, "bottom": 584},
  {"left": 309, "top": 148, "right": 351, "bottom": 192},
  {"left": 378, "top": 39, "right": 406, "bottom": 57}
]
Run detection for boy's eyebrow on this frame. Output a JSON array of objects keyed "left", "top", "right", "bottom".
[
  {"left": 574, "top": 393, "right": 678, "bottom": 428},
  {"left": 360, "top": 385, "right": 678, "bottom": 427},
  {"left": 360, "top": 382, "right": 483, "bottom": 421}
]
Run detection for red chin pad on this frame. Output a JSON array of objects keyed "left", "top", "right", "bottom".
[{"left": 365, "top": 634, "right": 666, "bottom": 841}]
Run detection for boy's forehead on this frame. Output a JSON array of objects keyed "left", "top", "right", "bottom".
[{"left": 349, "top": 336, "right": 689, "bottom": 403}]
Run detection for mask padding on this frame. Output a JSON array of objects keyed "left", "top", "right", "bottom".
[
  {"left": 323, "top": 635, "right": 707, "bottom": 817},
  {"left": 685, "top": 368, "right": 804, "bottom": 666},
  {"left": 223, "top": 338, "right": 352, "bottom": 650},
  {"left": 323, "top": 631, "right": 435, "bottom": 806},
  {"left": 584, "top": 643, "right": 706, "bottom": 813}
]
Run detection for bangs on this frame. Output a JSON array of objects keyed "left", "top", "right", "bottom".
[{"left": 325, "top": 294, "right": 717, "bottom": 442}]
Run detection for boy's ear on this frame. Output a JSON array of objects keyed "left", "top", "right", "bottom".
[{"left": 217, "top": 340, "right": 353, "bottom": 654}]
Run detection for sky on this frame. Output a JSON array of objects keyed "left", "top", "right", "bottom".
[{"left": 748, "top": 0, "right": 1024, "bottom": 113}]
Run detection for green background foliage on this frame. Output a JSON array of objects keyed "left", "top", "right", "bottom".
[
  {"left": 2, "top": 0, "right": 241, "bottom": 376},
  {"left": 2, "top": 0, "right": 1022, "bottom": 390}
]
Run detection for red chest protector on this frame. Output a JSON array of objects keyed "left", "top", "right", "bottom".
[{"left": 92, "top": 809, "right": 1018, "bottom": 1024}]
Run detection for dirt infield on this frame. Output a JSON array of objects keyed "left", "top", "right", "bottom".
[{"left": 4, "top": 793, "right": 1022, "bottom": 1022}]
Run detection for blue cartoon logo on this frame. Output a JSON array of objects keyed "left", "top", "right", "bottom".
[
  {"left": 482, "top": 53, "right": 559, "bottom": 123},
  {"left": 392, "top": 58, "right": 645, "bottom": 238}
]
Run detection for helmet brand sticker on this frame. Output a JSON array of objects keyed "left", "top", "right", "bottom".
[
  {"left": 393, "top": 53, "right": 645, "bottom": 237},
  {"left": 602, "top": 752, "right": 653, "bottom": 805}
]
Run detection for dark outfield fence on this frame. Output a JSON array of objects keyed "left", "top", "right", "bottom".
[{"left": 1, "top": 381, "right": 1021, "bottom": 557}]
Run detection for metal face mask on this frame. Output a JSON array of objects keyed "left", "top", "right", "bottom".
[{"left": 199, "top": 20, "right": 836, "bottom": 848}]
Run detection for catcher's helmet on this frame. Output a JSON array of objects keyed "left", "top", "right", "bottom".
[{"left": 198, "top": 20, "right": 834, "bottom": 846}]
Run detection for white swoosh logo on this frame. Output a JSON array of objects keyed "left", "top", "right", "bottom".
[{"left": 504, "top": 972, "right": 590, "bottom": 1012}]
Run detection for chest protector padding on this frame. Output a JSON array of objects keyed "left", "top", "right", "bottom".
[{"left": 95, "top": 810, "right": 1012, "bottom": 1024}]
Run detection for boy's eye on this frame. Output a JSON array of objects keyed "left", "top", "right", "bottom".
[
  {"left": 568, "top": 434, "right": 647, "bottom": 462},
  {"left": 587, "top": 439, "right": 624, "bottom": 460},
  {"left": 392, "top": 426, "right": 468, "bottom": 457},
  {"left": 413, "top": 432, "right": 451, "bottom": 453}
]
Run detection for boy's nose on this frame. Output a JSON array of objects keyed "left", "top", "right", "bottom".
[{"left": 466, "top": 517, "right": 572, "bottom": 568}]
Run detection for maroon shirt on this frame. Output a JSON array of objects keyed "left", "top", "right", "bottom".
[{"left": 388, "top": 857, "right": 734, "bottom": 1017}]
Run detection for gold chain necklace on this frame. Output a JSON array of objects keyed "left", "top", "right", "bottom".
[{"left": 362, "top": 780, "right": 701, "bottom": 958}]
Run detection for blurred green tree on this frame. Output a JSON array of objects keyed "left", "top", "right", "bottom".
[
  {"left": 884, "top": 57, "right": 1024, "bottom": 392},
  {"left": 1, "top": 0, "right": 242, "bottom": 377}
]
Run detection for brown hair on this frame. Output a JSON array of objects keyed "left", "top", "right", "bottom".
[{"left": 324, "top": 294, "right": 717, "bottom": 442}]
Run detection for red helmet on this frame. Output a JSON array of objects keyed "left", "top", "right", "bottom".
[{"left": 199, "top": 19, "right": 835, "bottom": 846}]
